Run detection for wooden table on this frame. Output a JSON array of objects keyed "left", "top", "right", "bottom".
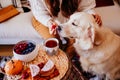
[{"left": 6, "top": 45, "right": 69, "bottom": 80}]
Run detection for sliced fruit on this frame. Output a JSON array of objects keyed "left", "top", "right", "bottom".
[
  {"left": 29, "top": 64, "right": 40, "bottom": 77},
  {"left": 40, "top": 60, "right": 55, "bottom": 76},
  {"left": 41, "top": 60, "right": 54, "bottom": 72}
]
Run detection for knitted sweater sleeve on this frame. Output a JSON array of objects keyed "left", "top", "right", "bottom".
[{"left": 29, "top": 0, "right": 52, "bottom": 27}]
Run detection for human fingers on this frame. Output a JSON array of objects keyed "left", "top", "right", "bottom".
[
  {"left": 49, "top": 25, "right": 57, "bottom": 35},
  {"left": 93, "top": 14, "right": 102, "bottom": 26},
  {"left": 48, "top": 19, "right": 58, "bottom": 34},
  {"left": 52, "top": 29, "right": 56, "bottom": 35},
  {"left": 97, "top": 15, "right": 102, "bottom": 26}
]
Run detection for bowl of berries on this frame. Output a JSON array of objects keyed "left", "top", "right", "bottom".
[{"left": 13, "top": 40, "right": 39, "bottom": 62}]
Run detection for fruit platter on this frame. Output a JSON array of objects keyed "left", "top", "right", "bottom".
[{"left": 2, "top": 40, "right": 69, "bottom": 80}]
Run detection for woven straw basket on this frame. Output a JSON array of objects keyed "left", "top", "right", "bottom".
[{"left": 32, "top": 17, "right": 55, "bottom": 40}]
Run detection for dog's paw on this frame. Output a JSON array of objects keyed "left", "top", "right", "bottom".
[{"left": 90, "top": 75, "right": 105, "bottom": 80}]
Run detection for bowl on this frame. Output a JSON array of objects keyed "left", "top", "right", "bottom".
[{"left": 13, "top": 40, "right": 39, "bottom": 62}]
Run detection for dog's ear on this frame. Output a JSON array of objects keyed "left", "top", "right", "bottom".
[
  {"left": 94, "top": 30, "right": 103, "bottom": 46},
  {"left": 77, "top": 24, "right": 95, "bottom": 50},
  {"left": 88, "top": 24, "right": 95, "bottom": 43},
  {"left": 88, "top": 22, "right": 103, "bottom": 46}
]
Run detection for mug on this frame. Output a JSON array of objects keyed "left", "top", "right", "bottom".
[{"left": 44, "top": 38, "right": 59, "bottom": 56}]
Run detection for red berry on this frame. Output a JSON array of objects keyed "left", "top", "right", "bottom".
[
  {"left": 37, "top": 63, "right": 45, "bottom": 69},
  {"left": 52, "top": 25, "right": 56, "bottom": 30}
]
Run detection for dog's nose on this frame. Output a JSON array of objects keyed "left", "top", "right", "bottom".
[{"left": 57, "top": 25, "right": 62, "bottom": 31}]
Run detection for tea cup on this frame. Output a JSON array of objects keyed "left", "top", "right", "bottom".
[{"left": 44, "top": 38, "right": 59, "bottom": 56}]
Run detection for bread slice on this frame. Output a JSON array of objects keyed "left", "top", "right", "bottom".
[
  {"left": 40, "top": 60, "right": 55, "bottom": 76},
  {"left": 0, "top": 5, "right": 20, "bottom": 23}
]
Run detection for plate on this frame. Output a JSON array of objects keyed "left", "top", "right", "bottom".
[{"left": 6, "top": 46, "right": 69, "bottom": 80}]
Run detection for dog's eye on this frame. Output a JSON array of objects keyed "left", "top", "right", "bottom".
[{"left": 72, "top": 22, "right": 77, "bottom": 26}]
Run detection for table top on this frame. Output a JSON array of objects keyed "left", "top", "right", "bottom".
[{"left": 6, "top": 45, "right": 69, "bottom": 80}]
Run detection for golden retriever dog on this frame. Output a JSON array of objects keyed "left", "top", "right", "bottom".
[{"left": 57, "top": 12, "right": 120, "bottom": 80}]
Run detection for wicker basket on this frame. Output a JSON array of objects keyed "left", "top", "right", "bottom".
[{"left": 32, "top": 17, "right": 55, "bottom": 40}]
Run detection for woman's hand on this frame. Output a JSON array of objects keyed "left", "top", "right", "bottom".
[
  {"left": 48, "top": 19, "right": 58, "bottom": 35},
  {"left": 93, "top": 14, "right": 102, "bottom": 26}
]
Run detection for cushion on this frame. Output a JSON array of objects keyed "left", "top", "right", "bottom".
[
  {"left": 0, "top": 5, "right": 20, "bottom": 23},
  {"left": 0, "top": 11, "right": 43, "bottom": 44},
  {"left": 0, "top": 0, "right": 23, "bottom": 12},
  {"left": 0, "top": 0, "right": 22, "bottom": 8}
]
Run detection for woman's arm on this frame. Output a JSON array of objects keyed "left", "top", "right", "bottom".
[
  {"left": 29, "top": 0, "right": 58, "bottom": 35},
  {"left": 29, "top": 0, "right": 52, "bottom": 27}
]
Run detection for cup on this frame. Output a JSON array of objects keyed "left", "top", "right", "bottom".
[{"left": 44, "top": 38, "right": 59, "bottom": 56}]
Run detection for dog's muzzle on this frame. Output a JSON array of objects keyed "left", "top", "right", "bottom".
[
  {"left": 56, "top": 25, "right": 68, "bottom": 45},
  {"left": 57, "top": 25, "right": 62, "bottom": 32}
]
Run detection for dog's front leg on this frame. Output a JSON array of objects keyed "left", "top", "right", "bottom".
[
  {"left": 90, "top": 74, "right": 105, "bottom": 80},
  {"left": 80, "top": 57, "right": 91, "bottom": 71}
]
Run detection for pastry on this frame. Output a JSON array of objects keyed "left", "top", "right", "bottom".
[{"left": 4, "top": 59, "right": 23, "bottom": 75}]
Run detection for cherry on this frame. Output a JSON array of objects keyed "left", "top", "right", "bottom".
[{"left": 52, "top": 25, "right": 56, "bottom": 30}]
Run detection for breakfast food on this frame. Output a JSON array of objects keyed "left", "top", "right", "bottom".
[
  {"left": 21, "top": 68, "right": 31, "bottom": 79},
  {"left": 4, "top": 59, "right": 23, "bottom": 75},
  {"left": 6, "top": 46, "right": 68, "bottom": 80},
  {"left": 13, "top": 40, "right": 39, "bottom": 62},
  {"left": 29, "top": 64, "right": 40, "bottom": 77},
  {"left": 20, "top": 60, "right": 59, "bottom": 80},
  {"left": 40, "top": 60, "right": 55, "bottom": 76},
  {"left": 37, "top": 60, "right": 60, "bottom": 79},
  {"left": 14, "top": 41, "right": 35, "bottom": 55}
]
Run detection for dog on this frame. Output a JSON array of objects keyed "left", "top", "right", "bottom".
[{"left": 57, "top": 12, "right": 120, "bottom": 80}]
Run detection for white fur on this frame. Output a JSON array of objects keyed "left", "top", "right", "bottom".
[{"left": 59, "top": 12, "right": 120, "bottom": 80}]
